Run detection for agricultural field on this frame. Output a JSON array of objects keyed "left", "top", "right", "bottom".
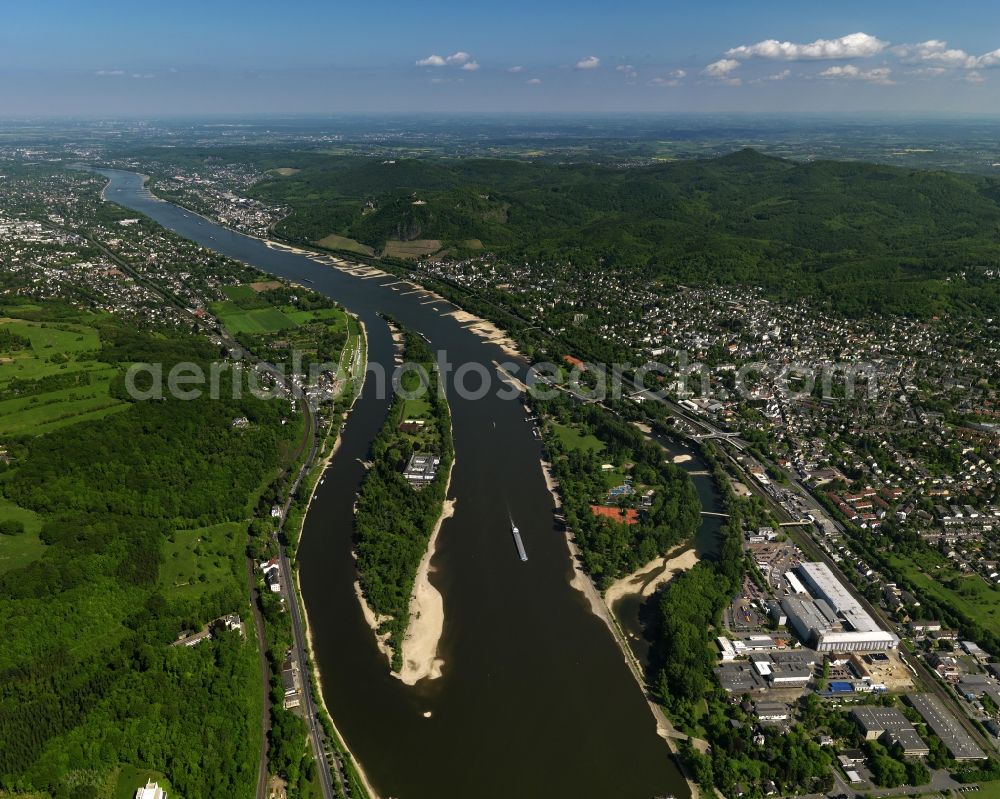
[
  {"left": 209, "top": 300, "right": 298, "bottom": 334},
  {"left": 0, "top": 315, "right": 126, "bottom": 434},
  {"left": 315, "top": 232, "right": 374, "bottom": 256},
  {"left": 213, "top": 285, "right": 350, "bottom": 375},
  {"left": 160, "top": 521, "right": 247, "bottom": 599},
  {"left": 382, "top": 238, "right": 442, "bottom": 259},
  {"left": 220, "top": 284, "right": 258, "bottom": 301}
]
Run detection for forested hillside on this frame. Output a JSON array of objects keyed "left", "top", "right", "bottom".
[
  {"left": 249, "top": 149, "right": 1000, "bottom": 317},
  {"left": 0, "top": 304, "right": 300, "bottom": 798}
]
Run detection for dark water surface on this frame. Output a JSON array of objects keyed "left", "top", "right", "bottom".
[{"left": 101, "top": 170, "right": 696, "bottom": 799}]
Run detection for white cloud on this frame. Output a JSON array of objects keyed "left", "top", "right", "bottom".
[
  {"left": 526, "top": 78, "right": 542, "bottom": 85},
  {"left": 507, "top": 65, "right": 525, "bottom": 73},
  {"left": 727, "top": 32, "right": 887, "bottom": 61},
  {"left": 649, "top": 69, "right": 686, "bottom": 87},
  {"left": 131, "top": 73, "right": 155, "bottom": 79},
  {"left": 966, "top": 70, "right": 986, "bottom": 83},
  {"left": 703, "top": 59, "right": 741, "bottom": 84},
  {"left": 703, "top": 58, "right": 740, "bottom": 76},
  {"left": 819, "top": 64, "right": 893, "bottom": 84},
  {"left": 906, "top": 66, "right": 948, "bottom": 78},
  {"left": 95, "top": 69, "right": 125, "bottom": 76},
  {"left": 893, "top": 40, "right": 977, "bottom": 68},
  {"left": 750, "top": 69, "right": 792, "bottom": 84},
  {"left": 893, "top": 40, "right": 1000, "bottom": 72},
  {"left": 417, "top": 52, "right": 478, "bottom": 70},
  {"left": 575, "top": 55, "right": 600, "bottom": 70}
]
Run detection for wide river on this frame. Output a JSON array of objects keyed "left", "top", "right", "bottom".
[{"left": 101, "top": 169, "right": 720, "bottom": 799}]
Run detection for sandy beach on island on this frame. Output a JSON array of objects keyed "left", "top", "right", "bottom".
[
  {"left": 397, "top": 489, "right": 456, "bottom": 685},
  {"left": 354, "top": 580, "right": 397, "bottom": 663},
  {"left": 604, "top": 546, "right": 701, "bottom": 610}
]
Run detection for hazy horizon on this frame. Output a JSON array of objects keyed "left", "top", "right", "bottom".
[{"left": 7, "top": 0, "right": 1000, "bottom": 116}]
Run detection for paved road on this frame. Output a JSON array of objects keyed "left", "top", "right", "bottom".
[{"left": 268, "top": 365, "right": 341, "bottom": 799}]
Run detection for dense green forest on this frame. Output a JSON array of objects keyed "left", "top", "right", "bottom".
[
  {"left": 244, "top": 148, "right": 1000, "bottom": 318},
  {"left": 0, "top": 307, "right": 299, "bottom": 798},
  {"left": 353, "top": 327, "right": 453, "bottom": 668},
  {"left": 536, "top": 394, "right": 701, "bottom": 586}
]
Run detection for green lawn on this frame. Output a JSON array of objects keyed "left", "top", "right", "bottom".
[
  {"left": 402, "top": 397, "right": 432, "bottom": 419},
  {"left": 160, "top": 522, "right": 247, "bottom": 599},
  {"left": 221, "top": 284, "right": 258, "bottom": 301},
  {"left": 113, "top": 765, "right": 172, "bottom": 799},
  {"left": 888, "top": 552, "right": 1000, "bottom": 629},
  {"left": 30, "top": 402, "right": 130, "bottom": 436},
  {"left": 0, "top": 497, "right": 44, "bottom": 575},
  {"left": 1, "top": 318, "right": 100, "bottom": 355},
  {"left": 0, "top": 318, "right": 102, "bottom": 383},
  {"left": 602, "top": 468, "right": 630, "bottom": 490},
  {"left": 0, "top": 366, "right": 124, "bottom": 435},
  {"left": 209, "top": 302, "right": 298, "bottom": 334},
  {"left": 285, "top": 306, "right": 347, "bottom": 330},
  {"left": 0, "top": 319, "right": 126, "bottom": 434},
  {"left": 969, "top": 780, "right": 1000, "bottom": 799},
  {"left": 551, "top": 422, "right": 605, "bottom": 454}
]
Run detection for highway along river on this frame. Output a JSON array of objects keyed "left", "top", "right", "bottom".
[{"left": 102, "top": 169, "right": 701, "bottom": 799}]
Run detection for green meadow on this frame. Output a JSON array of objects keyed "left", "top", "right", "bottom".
[
  {"left": 0, "top": 496, "right": 44, "bottom": 575},
  {"left": 0, "top": 316, "right": 126, "bottom": 434},
  {"left": 160, "top": 521, "right": 247, "bottom": 599}
]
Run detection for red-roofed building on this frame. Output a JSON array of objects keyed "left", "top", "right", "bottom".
[
  {"left": 590, "top": 505, "right": 639, "bottom": 525},
  {"left": 563, "top": 355, "right": 587, "bottom": 372}
]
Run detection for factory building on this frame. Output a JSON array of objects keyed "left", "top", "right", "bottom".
[{"left": 780, "top": 562, "right": 899, "bottom": 652}]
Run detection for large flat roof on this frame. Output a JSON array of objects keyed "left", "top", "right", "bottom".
[
  {"left": 798, "top": 561, "right": 882, "bottom": 633},
  {"left": 907, "top": 693, "right": 987, "bottom": 761}
]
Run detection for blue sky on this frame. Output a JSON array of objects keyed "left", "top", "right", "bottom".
[{"left": 4, "top": 0, "right": 1000, "bottom": 115}]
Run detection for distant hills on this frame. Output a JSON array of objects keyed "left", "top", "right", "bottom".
[{"left": 249, "top": 149, "right": 1000, "bottom": 317}]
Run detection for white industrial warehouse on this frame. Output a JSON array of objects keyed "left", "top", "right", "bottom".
[{"left": 781, "top": 562, "right": 899, "bottom": 652}]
